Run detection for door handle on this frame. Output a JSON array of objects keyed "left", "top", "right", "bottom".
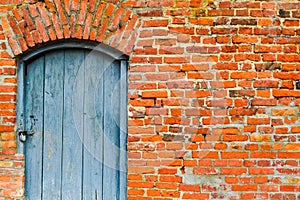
[{"left": 18, "top": 115, "right": 37, "bottom": 142}]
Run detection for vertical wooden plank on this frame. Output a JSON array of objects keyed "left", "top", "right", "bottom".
[
  {"left": 82, "top": 50, "right": 104, "bottom": 200},
  {"left": 16, "top": 61, "right": 25, "bottom": 154},
  {"left": 24, "top": 57, "right": 45, "bottom": 200},
  {"left": 61, "top": 50, "right": 84, "bottom": 200},
  {"left": 42, "top": 50, "right": 64, "bottom": 200},
  {"left": 119, "top": 60, "right": 128, "bottom": 200},
  {"left": 103, "top": 60, "right": 121, "bottom": 200}
]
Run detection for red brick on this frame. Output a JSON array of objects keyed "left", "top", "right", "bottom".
[
  {"left": 164, "top": 56, "right": 189, "bottom": 63},
  {"left": 19, "top": 7, "right": 35, "bottom": 31},
  {"left": 7, "top": 14, "right": 22, "bottom": 37},
  {"left": 142, "top": 91, "right": 168, "bottom": 98},
  {"left": 202, "top": 117, "right": 229, "bottom": 125},
  {"left": 285, "top": 144, "right": 300, "bottom": 150},
  {"left": 212, "top": 27, "right": 237, "bottom": 35},
  {"left": 221, "top": 152, "right": 248, "bottom": 159},
  {"left": 248, "top": 118, "right": 270, "bottom": 125},
  {"left": 182, "top": 193, "right": 209, "bottom": 199},
  {"left": 274, "top": 72, "right": 300, "bottom": 80},
  {"left": 148, "top": 0, "right": 174, "bottom": 7},
  {"left": 250, "top": 152, "right": 276, "bottom": 158},
  {"left": 96, "top": 17, "right": 109, "bottom": 42},
  {"left": 129, "top": 100, "right": 154, "bottom": 107},
  {"left": 35, "top": 17, "right": 49, "bottom": 42},
  {"left": 109, "top": 7, "right": 125, "bottom": 31},
  {"left": 78, "top": 0, "right": 88, "bottom": 25},
  {"left": 53, "top": 0, "right": 68, "bottom": 24},
  {"left": 189, "top": 18, "right": 214, "bottom": 26},
  {"left": 254, "top": 80, "right": 279, "bottom": 88},
  {"left": 128, "top": 189, "right": 144, "bottom": 195},
  {"left": 93, "top": 2, "right": 106, "bottom": 27},
  {"left": 160, "top": 176, "right": 182, "bottom": 183},
  {"left": 158, "top": 168, "right": 177, "bottom": 174},
  {"left": 169, "top": 27, "right": 194, "bottom": 35},
  {"left": 179, "top": 184, "right": 200, "bottom": 192},
  {"left": 214, "top": 63, "right": 238, "bottom": 70},
  {"left": 232, "top": 185, "right": 257, "bottom": 191},
  {"left": 143, "top": 20, "right": 168, "bottom": 27},
  {"left": 249, "top": 168, "right": 274, "bottom": 175},
  {"left": 128, "top": 181, "right": 154, "bottom": 188},
  {"left": 146, "top": 108, "right": 168, "bottom": 115},
  {"left": 232, "top": 36, "right": 258, "bottom": 44},
  {"left": 223, "top": 135, "right": 248, "bottom": 141},
  {"left": 284, "top": 20, "right": 299, "bottom": 27},
  {"left": 37, "top": 2, "right": 52, "bottom": 27},
  {"left": 122, "top": 14, "right": 138, "bottom": 39},
  {"left": 229, "top": 108, "right": 257, "bottom": 116},
  {"left": 221, "top": 168, "right": 246, "bottom": 175},
  {"left": 251, "top": 99, "right": 277, "bottom": 106},
  {"left": 280, "top": 186, "right": 300, "bottom": 192},
  {"left": 225, "top": 177, "right": 238, "bottom": 184},
  {"left": 278, "top": 152, "right": 300, "bottom": 158},
  {"left": 193, "top": 168, "right": 218, "bottom": 175},
  {"left": 128, "top": 127, "right": 154, "bottom": 134},
  {"left": 273, "top": 90, "right": 300, "bottom": 97},
  {"left": 51, "top": 13, "right": 63, "bottom": 39},
  {"left": 122, "top": 0, "right": 147, "bottom": 7}
]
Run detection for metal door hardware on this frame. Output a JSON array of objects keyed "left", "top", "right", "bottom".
[{"left": 18, "top": 115, "right": 37, "bottom": 142}]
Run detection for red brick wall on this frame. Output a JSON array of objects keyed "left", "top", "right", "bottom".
[{"left": 0, "top": 0, "right": 300, "bottom": 199}]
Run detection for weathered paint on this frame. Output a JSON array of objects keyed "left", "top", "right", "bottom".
[{"left": 23, "top": 48, "right": 127, "bottom": 199}]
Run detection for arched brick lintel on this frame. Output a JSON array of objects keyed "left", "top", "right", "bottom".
[{"left": 1, "top": 1, "right": 140, "bottom": 56}]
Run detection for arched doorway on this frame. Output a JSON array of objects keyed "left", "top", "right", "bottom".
[{"left": 17, "top": 41, "right": 128, "bottom": 200}]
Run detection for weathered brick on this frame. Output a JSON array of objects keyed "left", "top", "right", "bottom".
[
  {"left": 231, "top": 18, "right": 257, "bottom": 25},
  {"left": 35, "top": 17, "right": 50, "bottom": 42},
  {"left": 1, "top": 1, "right": 300, "bottom": 199}
]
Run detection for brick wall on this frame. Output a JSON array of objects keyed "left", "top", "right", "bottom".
[{"left": 0, "top": 0, "right": 300, "bottom": 199}]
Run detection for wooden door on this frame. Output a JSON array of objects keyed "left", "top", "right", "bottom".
[{"left": 22, "top": 49, "right": 127, "bottom": 200}]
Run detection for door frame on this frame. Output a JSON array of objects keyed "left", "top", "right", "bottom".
[{"left": 16, "top": 40, "right": 128, "bottom": 198}]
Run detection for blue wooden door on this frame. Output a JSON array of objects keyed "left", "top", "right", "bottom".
[{"left": 23, "top": 49, "right": 127, "bottom": 200}]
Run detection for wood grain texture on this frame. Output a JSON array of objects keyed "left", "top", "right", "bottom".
[
  {"left": 103, "top": 60, "right": 120, "bottom": 200},
  {"left": 119, "top": 60, "right": 128, "bottom": 200},
  {"left": 24, "top": 56, "right": 45, "bottom": 200},
  {"left": 42, "top": 50, "right": 64, "bottom": 199},
  {"left": 24, "top": 48, "right": 127, "bottom": 199},
  {"left": 62, "top": 50, "right": 85, "bottom": 200},
  {"left": 82, "top": 50, "right": 104, "bottom": 199}
]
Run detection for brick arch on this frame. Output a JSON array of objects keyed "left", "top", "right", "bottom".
[{"left": 1, "top": 0, "right": 140, "bottom": 56}]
